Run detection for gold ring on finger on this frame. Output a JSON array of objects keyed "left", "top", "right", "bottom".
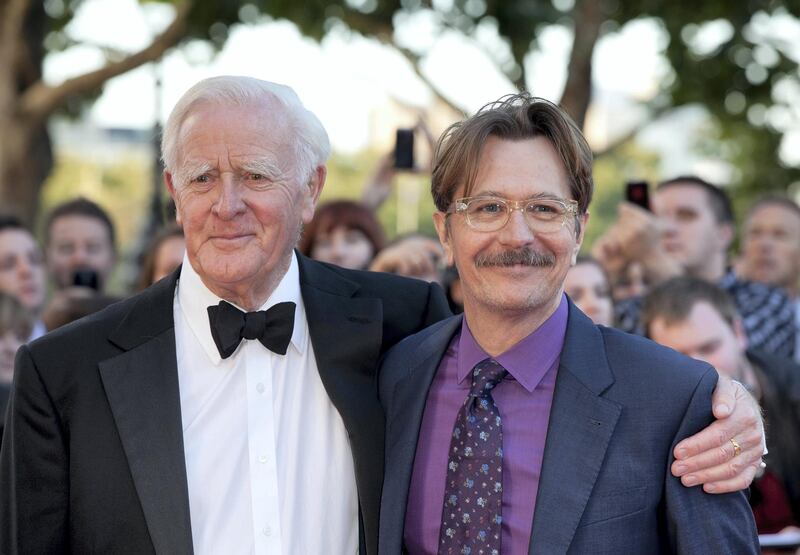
[{"left": 729, "top": 438, "right": 742, "bottom": 458}]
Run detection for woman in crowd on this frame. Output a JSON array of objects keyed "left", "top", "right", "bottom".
[
  {"left": 564, "top": 255, "right": 615, "bottom": 327},
  {"left": 136, "top": 225, "right": 185, "bottom": 290},
  {"left": 298, "top": 200, "right": 386, "bottom": 270}
]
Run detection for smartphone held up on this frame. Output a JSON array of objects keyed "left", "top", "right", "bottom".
[{"left": 625, "top": 181, "right": 650, "bottom": 211}]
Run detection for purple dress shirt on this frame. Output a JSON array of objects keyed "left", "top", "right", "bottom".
[{"left": 404, "top": 294, "right": 568, "bottom": 555}]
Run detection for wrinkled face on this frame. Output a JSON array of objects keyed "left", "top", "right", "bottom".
[
  {"left": 0, "top": 329, "right": 25, "bottom": 384},
  {"left": 0, "top": 229, "right": 46, "bottom": 312},
  {"left": 311, "top": 226, "right": 374, "bottom": 270},
  {"left": 434, "top": 136, "right": 586, "bottom": 322},
  {"left": 152, "top": 235, "right": 186, "bottom": 284},
  {"left": 648, "top": 301, "right": 746, "bottom": 378},
  {"left": 653, "top": 185, "right": 730, "bottom": 276},
  {"left": 565, "top": 262, "right": 614, "bottom": 326},
  {"left": 47, "top": 215, "right": 116, "bottom": 290},
  {"left": 165, "top": 101, "right": 322, "bottom": 302},
  {"left": 741, "top": 204, "right": 800, "bottom": 293}
]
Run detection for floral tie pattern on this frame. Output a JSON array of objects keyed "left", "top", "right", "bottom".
[{"left": 438, "top": 358, "right": 507, "bottom": 555}]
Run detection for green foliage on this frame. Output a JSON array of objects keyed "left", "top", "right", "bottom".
[{"left": 584, "top": 141, "right": 661, "bottom": 251}]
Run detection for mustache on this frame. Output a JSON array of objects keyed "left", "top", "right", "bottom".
[{"left": 475, "top": 248, "right": 555, "bottom": 268}]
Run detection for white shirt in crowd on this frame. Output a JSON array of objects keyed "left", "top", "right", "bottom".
[{"left": 174, "top": 252, "right": 358, "bottom": 554}]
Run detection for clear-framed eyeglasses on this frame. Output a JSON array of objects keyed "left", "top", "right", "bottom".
[{"left": 448, "top": 195, "right": 579, "bottom": 233}]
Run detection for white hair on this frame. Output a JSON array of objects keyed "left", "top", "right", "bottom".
[{"left": 161, "top": 76, "right": 330, "bottom": 184}]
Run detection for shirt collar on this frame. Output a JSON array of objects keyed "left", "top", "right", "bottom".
[
  {"left": 177, "top": 251, "right": 307, "bottom": 365},
  {"left": 457, "top": 293, "right": 569, "bottom": 392}
]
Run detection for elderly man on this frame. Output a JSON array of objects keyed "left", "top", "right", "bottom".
[
  {"left": 378, "top": 94, "right": 760, "bottom": 554},
  {"left": 0, "top": 76, "right": 450, "bottom": 555},
  {"left": 0, "top": 79, "right": 762, "bottom": 555}
]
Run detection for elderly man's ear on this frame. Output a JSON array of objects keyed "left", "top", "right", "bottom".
[{"left": 302, "top": 165, "right": 327, "bottom": 223}]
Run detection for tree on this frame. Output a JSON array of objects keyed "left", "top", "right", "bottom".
[{"left": 3, "top": 0, "right": 798, "bottom": 224}]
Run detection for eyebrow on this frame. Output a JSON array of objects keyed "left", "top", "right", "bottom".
[
  {"left": 173, "top": 161, "right": 213, "bottom": 187},
  {"left": 467, "top": 191, "right": 568, "bottom": 201},
  {"left": 239, "top": 158, "right": 288, "bottom": 182}
]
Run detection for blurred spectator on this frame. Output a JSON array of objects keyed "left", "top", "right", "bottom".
[
  {"left": 136, "top": 225, "right": 185, "bottom": 291},
  {"left": 44, "top": 198, "right": 117, "bottom": 293},
  {"left": 298, "top": 200, "right": 386, "bottom": 270},
  {"left": 643, "top": 277, "right": 800, "bottom": 534},
  {"left": 0, "top": 293, "right": 33, "bottom": 439},
  {"left": 594, "top": 176, "right": 796, "bottom": 358},
  {"left": 610, "top": 261, "right": 647, "bottom": 302},
  {"left": 564, "top": 255, "right": 615, "bottom": 327},
  {"left": 369, "top": 233, "right": 444, "bottom": 283},
  {"left": 0, "top": 292, "right": 34, "bottom": 384},
  {"left": 0, "top": 216, "right": 46, "bottom": 339},
  {"left": 41, "top": 289, "right": 120, "bottom": 331},
  {"left": 738, "top": 196, "right": 800, "bottom": 363}
]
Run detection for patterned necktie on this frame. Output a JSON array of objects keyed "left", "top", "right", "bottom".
[{"left": 439, "top": 358, "right": 508, "bottom": 555}]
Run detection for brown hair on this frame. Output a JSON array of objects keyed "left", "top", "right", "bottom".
[
  {"left": 44, "top": 197, "right": 116, "bottom": 251},
  {"left": 0, "top": 292, "right": 34, "bottom": 340},
  {"left": 745, "top": 194, "right": 800, "bottom": 224},
  {"left": 656, "top": 176, "right": 734, "bottom": 225},
  {"left": 431, "top": 93, "right": 594, "bottom": 215},
  {"left": 641, "top": 276, "right": 738, "bottom": 336},
  {"left": 298, "top": 200, "right": 386, "bottom": 259}
]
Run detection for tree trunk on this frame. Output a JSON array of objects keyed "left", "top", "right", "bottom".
[
  {"left": 0, "top": 0, "right": 190, "bottom": 225},
  {"left": 559, "top": 0, "right": 605, "bottom": 130},
  {"left": 0, "top": 119, "right": 51, "bottom": 225},
  {"left": 0, "top": 0, "right": 48, "bottom": 225}
]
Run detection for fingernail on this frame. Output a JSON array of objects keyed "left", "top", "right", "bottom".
[
  {"left": 674, "top": 463, "right": 687, "bottom": 475},
  {"left": 705, "top": 484, "right": 716, "bottom": 493},
  {"left": 714, "top": 403, "right": 730, "bottom": 415},
  {"left": 683, "top": 475, "right": 698, "bottom": 486}
]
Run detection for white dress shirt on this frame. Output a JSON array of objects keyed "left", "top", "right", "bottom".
[{"left": 174, "top": 253, "right": 358, "bottom": 554}]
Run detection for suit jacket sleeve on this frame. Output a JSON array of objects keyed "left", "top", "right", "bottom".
[
  {"left": 665, "top": 366, "right": 759, "bottom": 554},
  {"left": 0, "top": 345, "right": 69, "bottom": 554}
]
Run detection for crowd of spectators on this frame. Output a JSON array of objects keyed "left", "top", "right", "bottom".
[{"left": 0, "top": 139, "right": 798, "bottom": 541}]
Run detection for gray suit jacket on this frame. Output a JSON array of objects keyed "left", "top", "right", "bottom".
[{"left": 378, "top": 301, "right": 759, "bottom": 554}]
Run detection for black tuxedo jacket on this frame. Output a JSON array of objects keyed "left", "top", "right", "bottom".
[{"left": 0, "top": 254, "right": 450, "bottom": 555}]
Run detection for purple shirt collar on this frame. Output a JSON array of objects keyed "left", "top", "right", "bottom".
[{"left": 457, "top": 293, "right": 569, "bottom": 392}]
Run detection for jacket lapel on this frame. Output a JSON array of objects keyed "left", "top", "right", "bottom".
[
  {"left": 298, "top": 255, "right": 385, "bottom": 555},
  {"left": 529, "top": 303, "right": 621, "bottom": 554},
  {"left": 380, "top": 315, "right": 464, "bottom": 553},
  {"left": 99, "top": 273, "right": 194, "bottom": 555}
]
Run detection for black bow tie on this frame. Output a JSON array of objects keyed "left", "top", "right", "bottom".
[{"left": 207, "top": 300, "right": 296, "bottom": 359}]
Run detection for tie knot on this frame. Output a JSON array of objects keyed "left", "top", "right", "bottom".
[
  {"left": 469, "top": 358, "right": 508, "bottom": 398},
  {"left": 242, "top": 311, "right": 267, "bottom": 340}
]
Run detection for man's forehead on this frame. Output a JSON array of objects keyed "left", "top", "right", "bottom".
[
  {"left": 747, "top": 203, "right": 800, "bottom": 228},
  {"left": 654, "top": 184, "right": 711, "bottom": 211},
  {"left": 468, "top": 136, "right": 571, "bottom": 196}
]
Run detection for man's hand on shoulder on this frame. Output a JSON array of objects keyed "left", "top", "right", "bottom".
[{"left": 671, "top": 376, "right": 765, "bottom": 493}]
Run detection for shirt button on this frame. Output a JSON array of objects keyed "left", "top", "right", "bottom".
[
  {"left": 256, "top": 383, "right": 265, "bottom": 394},
  {"left": 258, "top": 455, "right": 268, "bottom": 464},
  {"left": 263, "top": 525, "right": 272, "bottom": 537}
]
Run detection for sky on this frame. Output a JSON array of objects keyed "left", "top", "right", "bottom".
[{"left": 42, "top": 0, "right": 800, "bottom": 178}]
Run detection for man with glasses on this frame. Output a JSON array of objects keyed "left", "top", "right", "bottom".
[{"left": 378, "top": 94, "right": 760, "bottom": 554}]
